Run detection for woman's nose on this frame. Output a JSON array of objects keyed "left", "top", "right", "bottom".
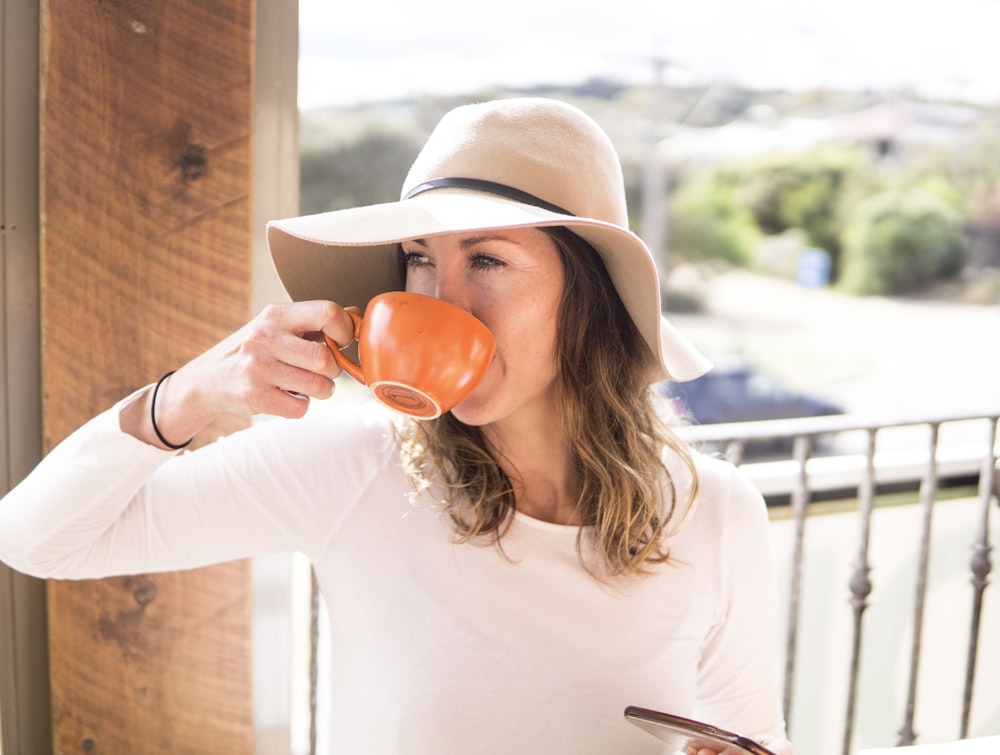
[{"left": 429, "top": 269, "right": 473, "bottom": 313}]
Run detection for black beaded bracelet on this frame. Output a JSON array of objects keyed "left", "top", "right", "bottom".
[{"left": 151, "top": 370, "right": 192, "bottom": 450}]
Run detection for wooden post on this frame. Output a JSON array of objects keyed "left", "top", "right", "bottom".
[{"left": 40, "top": 1, "right": 255, "bottom": 751}]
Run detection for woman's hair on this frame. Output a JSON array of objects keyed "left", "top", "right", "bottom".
[{"left": 396, "top": 227, "right": 698, "bottom": 577}]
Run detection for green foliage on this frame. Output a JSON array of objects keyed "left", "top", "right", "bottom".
[
  {"left": 839, "top": 188, "right": 968, "bottom": 295},
  {"left": 893, "top": 115, "right": 1000, "bottom": 216},
  {"left": 908, "top": 174, "right": 963, "bottom": 209},
  {"left": 299, "top": 123, "right": 423, "bottom": 215},
  {"left": 667, "top": 175, "right": 760, "bottom": 266},
  {"left": 721, "top": 147, "right": 873, "bottom": 275}
]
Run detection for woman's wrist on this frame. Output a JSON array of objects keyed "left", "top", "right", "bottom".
[
  {"left": 150, "top": 371, "right": 193, "bottom": 449},
  {"left": 119, "top": 367, "right": 216, "bottom": 450}
]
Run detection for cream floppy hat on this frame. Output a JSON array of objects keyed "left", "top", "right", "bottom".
[{"left": 266, "top": 97, "right": 711, "bottom": 382}]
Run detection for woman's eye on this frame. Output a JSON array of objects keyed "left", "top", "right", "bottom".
[
  {"left": 403, "top": 251, "right": 430, "bottom": 268},
  {"left": 470, "top": 254, "right": 504, "bottom": 271}
]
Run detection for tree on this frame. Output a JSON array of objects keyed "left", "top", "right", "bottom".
[
  {"left": 299, "top": 124, "right": 423, "bottom": 215},
  {"left": 667, "top": 174, "right": 760, "bottom": 267},
  {"left": 722, "top": 147, "right": 873, "bottom": 278},
  {"left": 839, "top": 188, "right": 968, "bottom": 295}
]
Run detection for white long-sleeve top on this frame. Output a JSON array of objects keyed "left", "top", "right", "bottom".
[{"left": 0, "top": 391, "right": 786, "bottom": 754}]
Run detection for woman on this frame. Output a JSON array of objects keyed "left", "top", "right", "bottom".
[{"left": 0, "top": 98, "right": 791, "bottom": 754}]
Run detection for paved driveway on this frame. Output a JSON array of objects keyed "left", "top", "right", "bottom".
[{"left": 668, "top": 270, "right": 1000, "bottom": 452}]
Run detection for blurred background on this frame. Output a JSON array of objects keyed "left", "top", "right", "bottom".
[{"left": 296, "top": 0, "right": 1000, "bottom": 428}]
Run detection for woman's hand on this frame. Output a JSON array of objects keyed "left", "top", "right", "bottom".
[{"left": 121, "top": 300, "right": 357, "bottom": 448}]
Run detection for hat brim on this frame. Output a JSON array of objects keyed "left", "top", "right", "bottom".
[{"left": 266, "top": 190, "right": 711, "bottom": 382}]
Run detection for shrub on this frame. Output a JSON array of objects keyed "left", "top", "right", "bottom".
[
  {"left": 299, "top": 124, "right": 423, "bottom": 215},
  {"left": 723, "top": 147, "right": 873, "bottom": 276},
  {"left": 839, "top": 189, "right": 968, "bottom": 295},
  {"left": 667, "top": 176, "right": 760, "bottom": 267}
]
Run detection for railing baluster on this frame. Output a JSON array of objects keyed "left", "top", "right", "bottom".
[
  {"left": 782, "top": 434, "right": 812, "bottom": 735},
  {"left": 960, "top": 416, "right": 998, "bottom": 738},
  {"left": 310, "top": 566, "right": 320, "bottom": 755},
  {"left": 843, "top": 428, "right": 877, "bottom": 755},
  {"left": 898, "top": 423, "right": 941, "bottom": 746},
  {"left": 725, "top": 438, "right": 745, "bottom": 467}
]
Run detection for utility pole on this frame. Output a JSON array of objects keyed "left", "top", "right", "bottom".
[{"left": 641, "top": 55, "right": 668, "bottom": 281}]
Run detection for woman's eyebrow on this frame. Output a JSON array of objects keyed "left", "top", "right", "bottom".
[{"left": 459, "top": 234, "right": 512, "bottom": 248}]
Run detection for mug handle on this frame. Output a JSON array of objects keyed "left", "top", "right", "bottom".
[{"left": 325, "top": 309, "right": 365, "bottom": 385}]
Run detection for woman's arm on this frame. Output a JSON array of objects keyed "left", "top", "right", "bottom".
[
  {"left": 0, "top": 299, "right": 358, "bottom": 577},
  {"left": 693, "top": 459, "right": 790, "bottom": 749},
  {"left": 0, "top": 398, "right": 388, "bottom": 579}
]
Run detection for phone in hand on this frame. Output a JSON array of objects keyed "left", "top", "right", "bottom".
[{"left": 624, "top": 706, "right": 776, "bottom": 754}]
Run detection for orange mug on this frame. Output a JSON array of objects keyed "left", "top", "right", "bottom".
[{"left": 326, "top": 292, "right": 496, "bottom": 419}]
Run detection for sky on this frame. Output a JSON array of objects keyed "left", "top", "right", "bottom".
[{"left": 297, "top": 0, "right": 1000, "bottom": 111}]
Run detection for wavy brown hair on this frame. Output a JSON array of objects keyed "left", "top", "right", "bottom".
[{"left": 396, "top": 227, "right": 698, "bottom": 576}]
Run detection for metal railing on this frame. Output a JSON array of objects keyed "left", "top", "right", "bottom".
[{"left": 679, "top": 410, "right": 1000, "bottom": 754}]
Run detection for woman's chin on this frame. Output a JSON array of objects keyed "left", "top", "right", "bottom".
[
  {"left": 449, "top": 369, "right": 500, "bottom": 426},
  {"left": 450, "top": 381, "right": 504, "bottom": 426},
  {"left": 448, "top": 397, "right": 491, "bottom": 427}
]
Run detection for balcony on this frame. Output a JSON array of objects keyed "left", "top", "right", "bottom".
[{"left": 679, "top": 410, "right": 1000, "bottom": 754}]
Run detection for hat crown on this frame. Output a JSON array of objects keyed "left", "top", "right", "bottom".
[{"left": 401, "top": 98, "right": 629, "bottom": 227}]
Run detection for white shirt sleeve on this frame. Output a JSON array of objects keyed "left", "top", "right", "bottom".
[
  {"left": 691, "top": 457, "right": 787, "bottom": 740},
  {"left": 0, "top": 389, "right": 392, "bottom": 579}
]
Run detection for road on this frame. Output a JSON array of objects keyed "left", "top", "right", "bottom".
[{"left": 668, "top": 269, "right": 1000, "bottom": 454}]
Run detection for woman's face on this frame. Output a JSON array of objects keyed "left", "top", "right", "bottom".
[{"left": 402, "top": 227, "right": 565, "bottom": 429}]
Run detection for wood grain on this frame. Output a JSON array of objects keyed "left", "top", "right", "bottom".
[{"left": 40, "top": 1, "right": 256, "bottom": 751}]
